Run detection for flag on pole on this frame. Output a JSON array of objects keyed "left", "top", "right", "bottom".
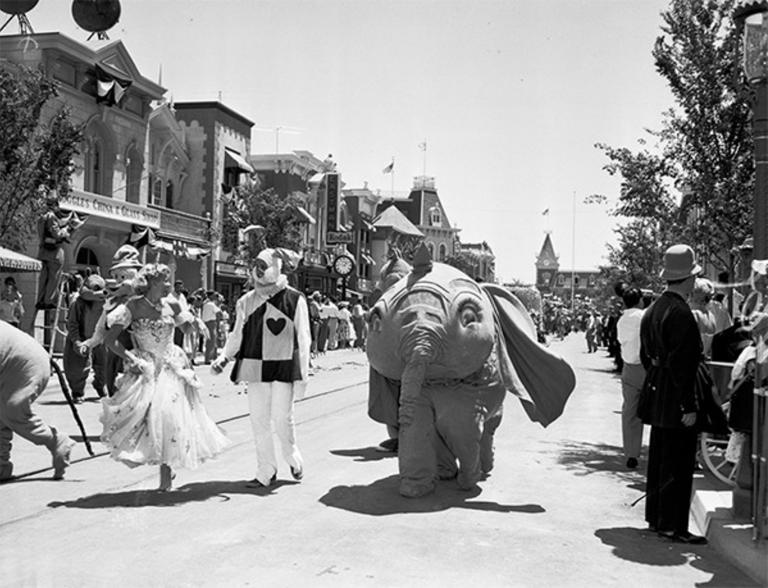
[
  {"left": 418, "top": 141, "right": 427, "bottom": 151},
  {"left": 382, "top": 160, "right": 394, "bottom": 174},
  {"left": 542, "top": 208, "right": 550, "bottom": 216}
]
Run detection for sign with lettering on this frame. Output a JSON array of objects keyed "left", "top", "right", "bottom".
[
  {"left": 60, "top": 189, "right": 161, "bottom": 229},
  {"left": 325, "top": 173, "right": 339, "bottom": 232},
  {"left": 326, "top": 231, "right": 353, "bottom": 244}
]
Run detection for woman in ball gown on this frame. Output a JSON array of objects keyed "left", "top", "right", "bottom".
[{"left": 100, "top": 263, "right": 230, "bottom": 491}]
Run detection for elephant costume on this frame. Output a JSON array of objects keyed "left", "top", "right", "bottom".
[{"left": 366, "top": 245, "right": 576, "bottom": 497}]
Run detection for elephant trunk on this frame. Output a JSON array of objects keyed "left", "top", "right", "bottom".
[{"left": 398, "top": 358, "right": 434, "bottom": 497}]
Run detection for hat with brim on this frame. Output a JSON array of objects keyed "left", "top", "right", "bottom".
[
  {"left": 659, "top": 244, "right": 702, "bottom": 281},
  {"left": 110, "top": 245, "right": 143, "bottom": 272}
]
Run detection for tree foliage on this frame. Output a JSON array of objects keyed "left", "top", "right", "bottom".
[
  {"left": 443, "top": 253, "right": 475, "bottom": 277},
  {"left": 654, "top": 0, "right": 753, "bottom": 268},
  {"left": 595, "top": 0, "right": 753, "bottom": 282},
  {"left": 221, "top": 181, "right": 306, "bottom": 267},
  {"left": 0, "top": 65, "right": 82, "bottom": 251}
]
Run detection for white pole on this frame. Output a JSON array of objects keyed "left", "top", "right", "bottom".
[
  {"left": 391, "top": 156, "right": 395, "bottom": 197},
  {"left": 571, "top": 190, "right": 576, "bottom": 314}
]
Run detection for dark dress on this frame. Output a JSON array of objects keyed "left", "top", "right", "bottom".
[{"left": 639, "top": 290, "right": 701, "bottom": 535}]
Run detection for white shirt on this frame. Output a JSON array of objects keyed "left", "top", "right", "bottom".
[
  {"left": 617, "top": 307, "right": 644, "bottom": 365},
  {"left": 201, "top": 300, "right": 219, "bottom": 322}
]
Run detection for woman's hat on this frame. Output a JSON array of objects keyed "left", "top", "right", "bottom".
[
  {"left": 659, "top": 244, "right": 701, "bottom": 281},
  {"left": 110, "top": 245, "right": 143, "bottom": 271}
]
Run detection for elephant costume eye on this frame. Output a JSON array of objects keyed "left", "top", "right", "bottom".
[{"left": 459, "top": 301, "right": 480, "bottom": 326}]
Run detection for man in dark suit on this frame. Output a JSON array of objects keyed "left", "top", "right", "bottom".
[{"left": 639, "top": 244, "right": 707, "bottom": 544}]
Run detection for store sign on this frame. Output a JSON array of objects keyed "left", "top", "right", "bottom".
[
  {"left": 325, "top": 173, "right": 339, "bottom": 232},
  {"left": 60, "top": 189, "right": 161, "bottom": 229},
  {"left": 326, "top": 231, "right": 353, "bottom": 243},
  {"left": 215, "top": 261, "right": 249, "bottom": 277}
]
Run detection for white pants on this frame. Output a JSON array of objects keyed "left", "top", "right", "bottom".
[{"left": 248, "top": 381, "right": 303, "bottom": 484}]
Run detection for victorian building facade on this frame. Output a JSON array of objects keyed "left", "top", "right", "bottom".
[
  {"left": 1, "top": 34, "right": 221, "bottom": 302},
  {"left": 535, "top": 233, "right": 600, "bottom": 299}
]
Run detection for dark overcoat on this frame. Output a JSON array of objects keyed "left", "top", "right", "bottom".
[{"left": 639, "top": 291, "right": 701, "bottom": 428}]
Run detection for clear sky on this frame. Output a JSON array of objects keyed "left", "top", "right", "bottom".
[{"left": 19, "top": 0, "right": 674, "bottom": 283}]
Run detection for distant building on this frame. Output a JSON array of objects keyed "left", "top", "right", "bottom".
[
  {"left": 459, "top": 241, "right": 496, "bottom": 283},
  {"left": 376, "top": 176, "right": 459, "bottom": 263},
  {"left": 535, "top": 233, "right": 600, "bottom": 299}
]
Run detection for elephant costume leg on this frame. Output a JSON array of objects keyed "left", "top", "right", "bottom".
[{"left": 432, "top": 384, "right": 506, "bottom": 490}]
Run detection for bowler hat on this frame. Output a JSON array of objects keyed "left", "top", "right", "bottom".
[
  {"left": 659, "top": 244, "right": 701, "bottom": 281},
  {"left": 110, "top": 245, "right": 142, "bottom": 271}
]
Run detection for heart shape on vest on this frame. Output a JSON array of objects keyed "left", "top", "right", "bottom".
[{"left": 266, "top": 317, "right": 286, "bottom": 336}]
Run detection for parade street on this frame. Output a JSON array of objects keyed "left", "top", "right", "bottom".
[{"left": 0, "top": 336, "right": 759, "bottom": 587}]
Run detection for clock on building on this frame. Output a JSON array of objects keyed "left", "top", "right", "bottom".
[{"left": 333, "top": 254, "right": 354, "bottom": 276}]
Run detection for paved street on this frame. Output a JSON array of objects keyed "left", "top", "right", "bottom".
[{"left": 0, "top": 337, "right": 759, "bottom": 587}]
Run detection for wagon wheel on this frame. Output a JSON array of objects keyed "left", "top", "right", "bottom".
[{"left": 698, "top": 431, "right": 740, "bottom": 487}]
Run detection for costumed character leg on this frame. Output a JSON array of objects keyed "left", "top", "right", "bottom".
[
  {"left": 248, "top": 381, "right": 279, "bottom": 484},
  {"left": 271, "top": 381, "right": 303, "bottom": 474},
  {"left": 90, "top": 345, "right": 106, "bottom": 397},
  {"left": 430, "top": 385, "right": 493, "bottom": 490},
  {"left": 63, "top": 340, "right": 89, "bottom": 400},
  {"left": 0, "top": 356, "right": 73, "bottom": 479}
]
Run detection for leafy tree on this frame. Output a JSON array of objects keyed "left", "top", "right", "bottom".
[
  {"left": 595, "top": 0, "right": 753, "bottom": 280},
  {"left": 0, "top": 64, "right": 82, "bottom": 251},
  {"left": 443, "top": 253, "right": 475, "bottom": 277},
  {"left": 222, "top": 182, "right": 306, "bottom": 267},
  {"left": 594, "top": 140, "right": 680, "bottom": 291},
  {"left": 654, "top": 0, "right": 753, "bottom": 270}
]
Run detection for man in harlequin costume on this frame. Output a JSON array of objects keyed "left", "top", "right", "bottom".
[
  {"left": 84, "top": 245, "right": 142, "bottom": 396},
  {"left": 211, "top": 248, "right": 310, "bottom": 488},
  {"left": 0, "top": 321, "right": 75, "bottom": 481}
]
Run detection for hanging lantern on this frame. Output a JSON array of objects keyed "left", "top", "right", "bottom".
[
  {"left": 735, "top": 1, "right": 768, "bottom": 83},
  {"left": 71, "top": 0, "right": 120, "bottom": 35},
  {"left": 0, "top": 0, "right": 38, "bottom": 15}
]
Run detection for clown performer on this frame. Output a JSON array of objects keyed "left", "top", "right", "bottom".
[
  {"left": 0, "top": 321, "right": 75, "bottom": 481},
  {"left": 83, "top": 245, "right": 143, "bottom": 396},
  {"left": 211, "top": 248, "right": 310, "bottom": 488},
  {"left": 100, "top": 263, "right": 229, "bottom": 491}
]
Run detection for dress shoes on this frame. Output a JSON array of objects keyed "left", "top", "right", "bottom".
[
  {"left": 246, "top": 473, "right": 277, "bottom": 488},
  {"left": 658, "top": 530, "right": 708, "bottom": 545},
  {"left": 626, "top": 457, "right": 638, "bottom": 469},
  {"left": 290, "top": 465, "right": 304, "bottom": 481}
]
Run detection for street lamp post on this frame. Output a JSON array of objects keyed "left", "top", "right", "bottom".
[{"left": 734, "top": 0, "right": 768, "bottom": 540}]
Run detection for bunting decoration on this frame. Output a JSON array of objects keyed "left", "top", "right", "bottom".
[
  {"left": 95, "top": 64, "right": 132, "bottom": 107},
  {"left": 127, "top": 224, "right": 157, "bottom": 249}
]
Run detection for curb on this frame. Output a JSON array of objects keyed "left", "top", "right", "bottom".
[{"left": 691, "top": 489, "right": 768, "bottom": 585}]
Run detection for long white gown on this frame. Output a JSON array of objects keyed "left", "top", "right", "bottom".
[{"left": 100, "top": 303, "right": 230, "bottom": 469}]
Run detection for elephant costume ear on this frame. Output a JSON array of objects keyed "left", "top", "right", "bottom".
[{"left": 483, "top": 284, "right": 576, "bottom": 427}]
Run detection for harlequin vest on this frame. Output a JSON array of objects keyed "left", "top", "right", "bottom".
[{"left": 230, "top": 287, "right": 302, "bottom": 383}]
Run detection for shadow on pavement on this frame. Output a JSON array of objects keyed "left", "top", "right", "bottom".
[
  {"left": 46, "top": 479, "right": 300, "bottom": 509},
  {"left": 553, "top": 440, "right": 646, "bottom": 490},
  {"left": 319, "top": 474, "right": 545, "bottom": 516},
  {"left": 594, "top": 527, "right": 761, "bottom": 587},
  {"left": 329, "top": 447, "right": 396, "bottom": 462}
]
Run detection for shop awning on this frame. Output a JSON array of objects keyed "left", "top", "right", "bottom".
[
  {"left": 151, "top": 239, "right": 211, "bottom": 260},
  {"left": 224, "top": 148, "right": 254, "bottom": 174},
  {"left": 308, "top": 172, "right": 325, "bottom": 186},
  {"left": 294, "top": 205, "right": 316, "bottom": 224},
  {"left": 0, "top": 246, "right": 42, "bottom": 272}
]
